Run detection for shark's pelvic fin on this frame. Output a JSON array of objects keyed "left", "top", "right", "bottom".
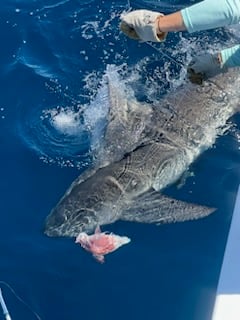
[{"left": 121, "top": 190, "right": 215, "bottom": 224}]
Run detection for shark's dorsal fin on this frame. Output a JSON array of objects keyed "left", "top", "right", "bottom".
[{"left": 121, "top": 190, "right": 215, "bottom": 224}]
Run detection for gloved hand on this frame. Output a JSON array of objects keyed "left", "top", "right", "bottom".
[
  {"left": 187, "top": 52, "right": 225, "bottom": 85},
  {"left": 120, "top": 10, "right": 167, "bottom": 42}
]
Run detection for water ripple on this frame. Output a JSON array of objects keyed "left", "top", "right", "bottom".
[{"left": 18, "top": 103, "right": 92, "bottom": 168}]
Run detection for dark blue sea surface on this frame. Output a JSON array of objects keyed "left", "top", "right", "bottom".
[{"left": 1, "top": 1, "right": 240, "bottom": 319}]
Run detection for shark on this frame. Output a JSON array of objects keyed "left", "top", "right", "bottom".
[{"left": 44, "top": 66, "right": 240, "bottom": 237}]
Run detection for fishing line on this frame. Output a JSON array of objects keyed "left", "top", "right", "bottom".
[
  {"left": 0, "top": 281, "right": 42, "bottom": 320},
  {"left": 144, "top": 41, "right": 184, "bottom": 68}
]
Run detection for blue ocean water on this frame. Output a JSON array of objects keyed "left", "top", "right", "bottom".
[{"left": 0, "top": 0, "right": 240, "bottom": 319}]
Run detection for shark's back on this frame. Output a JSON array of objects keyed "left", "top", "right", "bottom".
[{"left": 149, "top": 69, "right": 240, "bottom": 152}]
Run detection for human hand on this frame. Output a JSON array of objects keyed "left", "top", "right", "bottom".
[
  {"left": 120, "top": 10, "right": 167, "bottom": 42},
  {"left": 187, "top": 53, "right": 224, "bottom": 85}
]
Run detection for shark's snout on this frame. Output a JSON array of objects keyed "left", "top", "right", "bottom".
[
  {"left": 44, "top": 208, "right": 67, "bottom": 237},
  {"left": 44, "top": 227, "right": 60, "bottom": 237}
]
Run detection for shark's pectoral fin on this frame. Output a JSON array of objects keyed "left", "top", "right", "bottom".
[{"left": 121, "top": 190, "right": 216, "bottom": 224}]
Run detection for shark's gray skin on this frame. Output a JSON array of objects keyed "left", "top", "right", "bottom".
[{"left": 45, "top": 67, "right": 240, "bottom": 237}]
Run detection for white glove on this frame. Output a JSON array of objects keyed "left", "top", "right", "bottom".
[
  {"left": 187, "top": 53, "right": 226, "bottom": 84},
  {"left": 120, "top": 10, "right": 167, "bottom": 42}
]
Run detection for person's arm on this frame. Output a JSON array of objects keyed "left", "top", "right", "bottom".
[
  {"left": 186, "top": 44, "right": 240, "bottom": 85},
  {"left": 180, "top": 0, "right": 240, "bottom": 33},
  {"left": 157, "top": 0, "right": 240, "bottom": 33},
  {"left": 157, "top": 1, "right": 240, "bottom": 72},
  {"left": 220, "top": 45, "right": 240, "bottom": 67},
  {"left": 121, "top": 0, "right": 240, "bottom": 41},
  {"left": 156, "top": 12, "right": 186, "bottom": 33},
  {"left": 120, "top": 0, "right": 240, "bottom": 78}
]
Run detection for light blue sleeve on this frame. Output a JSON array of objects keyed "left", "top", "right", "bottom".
[
  {"left": 181, "top": 0, "right": 240, "bottom": 67},
  {"left": 220, "top": 45, "right": 240, "bottom": 67},
  {"left": 181, "top": 0, "right": 240, "bottom": 33}
]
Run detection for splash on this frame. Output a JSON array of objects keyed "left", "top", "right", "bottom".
[
  {"left": 17, "top": 66, "right": 121, "bottom": 169},
  {"left": 47, "top": 107, "right": 82, "bottom": 135}
]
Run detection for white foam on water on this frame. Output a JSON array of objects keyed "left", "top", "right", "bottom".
[
  {"left": 50, "top": 108, "right": 82, "bottom": 135},
  {"left": 83, "top": 65, "right": 125, "bottom": 153}
]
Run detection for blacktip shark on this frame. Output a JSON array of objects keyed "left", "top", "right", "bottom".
[{"left": 44, "top": 66, "right": 240, "bottom": 237}]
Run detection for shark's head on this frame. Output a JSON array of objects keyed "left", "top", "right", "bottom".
[
  {"left": 44, "top": 193, "right": 100, "bottom": 237},
  {"left": 44, "top": 169, "right": 121, "bottom": 238}
]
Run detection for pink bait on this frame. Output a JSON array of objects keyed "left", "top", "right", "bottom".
[{"left": 75, "top": 226, "right": 130, "bottom": 263}]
